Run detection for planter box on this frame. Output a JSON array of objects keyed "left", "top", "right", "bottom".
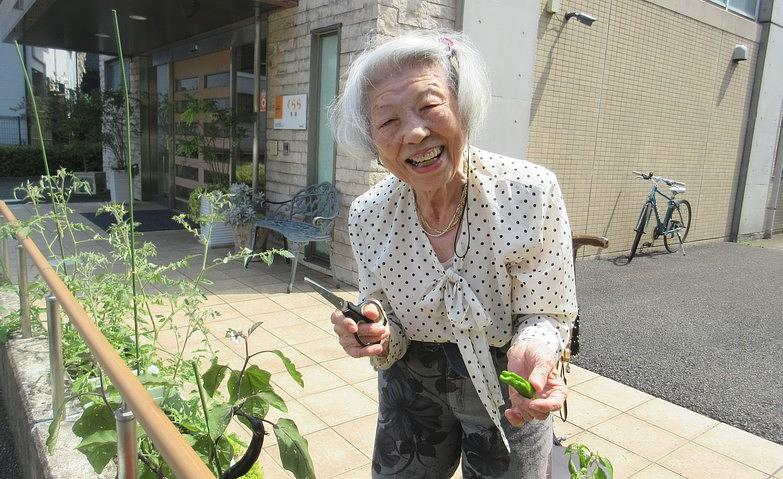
[
  {"left": 107, "top": 169, "right": 130, "bottom": 203},
  {"left": 200, "top": 195, "right": 233, "bottom": 248}
]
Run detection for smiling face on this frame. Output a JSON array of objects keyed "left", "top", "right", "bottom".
[{"left": 367, "top": 62, "right": 467, "bottom": 194}]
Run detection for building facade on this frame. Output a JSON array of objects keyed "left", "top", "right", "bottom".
[
  {"left": 0, "top": 43, "right": 83, "bottom": 145},
  {"left": 2, "top": 0, "right": 781, "bottom": 286}
]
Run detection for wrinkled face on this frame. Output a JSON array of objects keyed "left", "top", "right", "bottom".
[{"left": 368, "top": 62, "right": 466, "bottom": 193}]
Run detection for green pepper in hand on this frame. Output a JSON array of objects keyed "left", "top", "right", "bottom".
[{"left": 499, "top": 370, "right": 536, "bottom": 399}]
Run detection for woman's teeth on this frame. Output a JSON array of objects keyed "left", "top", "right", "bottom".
[{"left": 408, "top": 147, "right": 443, "bottom": 167}]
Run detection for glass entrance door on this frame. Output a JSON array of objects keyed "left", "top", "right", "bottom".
[
  {"left": 151, "top": 63, "right": 170, "bottom": 207},
  {"left": 309, "top": 29, "right": 339, "bottom": 259}
]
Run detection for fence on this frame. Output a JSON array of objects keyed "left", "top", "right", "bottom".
[
  {"left": 0, "top": 115, "right": 28, "bottom": 145},
  {"left": 0, "top": 200, "right": 215, "bottom": 478}
]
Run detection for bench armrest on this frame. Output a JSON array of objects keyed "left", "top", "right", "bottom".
[{"left": 313, "top": 213, "right": 338, "bottom": 235}]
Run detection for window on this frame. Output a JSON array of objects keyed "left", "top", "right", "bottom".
[
  {"left": 105, "top": 59, "right": 130, "bottom": 90},
  {"left": 31, "top": 69, "right": 45, "bottom": 96},
  {"left": 204, "top": 72, "right": 229, "bottom": 88},
  {"left": 175, "top": 77, "right": 198, "bottom": 91},
  {"left": 708, "top": 0, "right": 759, "bottom": 19}
]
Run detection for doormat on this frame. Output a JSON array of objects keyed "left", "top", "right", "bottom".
[{"left": 80, "top": 209, "right": 196, "bottom": 233}]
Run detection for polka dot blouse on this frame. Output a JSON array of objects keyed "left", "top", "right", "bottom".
[{"left": 348, "top": 146, "right": 578, "bottom": 446}]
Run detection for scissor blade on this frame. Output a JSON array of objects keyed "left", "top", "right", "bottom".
[{"left": 304, "top": 277, "right": 346, "bottom": 310}]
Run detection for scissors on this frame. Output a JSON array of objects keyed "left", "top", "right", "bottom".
[{"left": 304, "top": 277, "right": 387, "bottom": 346}]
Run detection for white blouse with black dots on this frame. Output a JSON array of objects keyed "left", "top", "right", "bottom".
[{"left": 348, "top": 146, "right": 577, "bottom": 448}]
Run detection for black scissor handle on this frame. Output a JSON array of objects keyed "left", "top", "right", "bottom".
[{"left": 343, "top": 300, "right": 387, "bottom": 347}]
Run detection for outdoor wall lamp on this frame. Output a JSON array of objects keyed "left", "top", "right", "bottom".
[
  {"left": 565, "top": 11, "right": 597, "bottom": 26},
  {"left": 732, "top": 44, "right": 749, "bottom": 62}
]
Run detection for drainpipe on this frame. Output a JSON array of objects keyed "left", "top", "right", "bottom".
[{"left": 252, "top": 7, "right": 261, "bottom": 192}]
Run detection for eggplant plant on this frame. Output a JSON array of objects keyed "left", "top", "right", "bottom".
[{"left": 1, "top": 11, "right": 313, "bottom": 478}]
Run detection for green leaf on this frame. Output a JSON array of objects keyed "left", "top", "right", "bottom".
[
  {"left": 202, "top": 358, "right": 229, "bottom": 398},
  {"left": 577, "top": 446, "right": 590, "bottom": 468},
  {"left": 594, "top": 467, "right": 608, "bottom": 479},
  {"left": 274, "top": 419, "right": 315, "bottom": 479},
  {"left": 228, "top": 366, "right": 271, "bottom": 403},
  {"left": 269, "top": 349, "right": 304, "bottom": 387},
  {"left": 259, "top": 389, "right": 288, "bottom": 413},
  {"left": 76, "top": 429, "right": 118, "bottom": 473},
  {"left": 207, "top": 403, "right": 233, "bottom": 442},
  {"left": 73, "top": 402, "right": 117, "bottom": 438},
  {"left": 46, "top": 399, "right": 67, "bottom": 453},
  {"left": 248, "top": 320, "right": 264, "bottom": 336},
  {"left": 568, "top": 456, "right": 579, "bottom": 476},
  {"left": 239, "top": 396, "right": 271, "bottom": 427},
  {"left": 598, "top": 456, "right": 614, "bottom": 479}
]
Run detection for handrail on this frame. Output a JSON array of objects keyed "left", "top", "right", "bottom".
[{"left": 0, "top": 200, "right": 215, "bottom": 479}]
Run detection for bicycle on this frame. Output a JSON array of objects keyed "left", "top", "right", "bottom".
[{"left": 628, "top": 171, "right": 692, "bottom": 262}]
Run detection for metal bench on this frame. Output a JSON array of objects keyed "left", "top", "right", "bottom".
[{"left": 245, "top": 182, "right": 339, "bottom": 293}]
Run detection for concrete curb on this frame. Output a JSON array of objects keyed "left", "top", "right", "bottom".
[{"left": 0, "top": 292, "right": 115, "bottom": 479}]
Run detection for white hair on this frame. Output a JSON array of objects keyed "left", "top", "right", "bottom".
[{"left": 329, "top": 29, "right": 491, "bottom": 160}]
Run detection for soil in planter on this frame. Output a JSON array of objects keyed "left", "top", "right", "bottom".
[{"left": 0, "top": 383, "right": 22, "bottom": 478}]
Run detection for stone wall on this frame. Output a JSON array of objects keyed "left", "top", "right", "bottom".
[{"left": 266, "top": 0, "right": 459, "bottom": 284}]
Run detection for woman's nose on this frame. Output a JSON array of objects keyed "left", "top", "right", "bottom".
[{"left": 402, "top": 115, "right": 429, "bottom": 144}]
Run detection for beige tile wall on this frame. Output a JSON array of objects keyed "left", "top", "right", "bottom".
[
  {"left": 529, "top": 0, "right": 758, "bottom": 256},
  {"left": 266, "top": 0, "right": 458, "bottom": 284}
]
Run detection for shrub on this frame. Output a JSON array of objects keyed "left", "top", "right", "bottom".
[
  {"left": 223, "top": 183, "right": 265, "bottom": 227},
  {"left": 0, "top": 144, "right": 102, "bottom": 177},
  {"left": 235, "top": 162, "right": 265, "bottom": 186}
]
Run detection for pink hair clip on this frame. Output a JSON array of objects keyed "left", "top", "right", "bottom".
[{"left": 439, "top": 37, "right": 454, "bottom": 54}]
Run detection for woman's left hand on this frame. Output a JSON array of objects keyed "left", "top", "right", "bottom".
[{"left": 503, "top": 338, "right": 567, "bottom": 427}]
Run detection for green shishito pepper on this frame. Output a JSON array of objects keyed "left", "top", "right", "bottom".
[{"left": 499, "top": 370, "right": 536, "bottom": 399}]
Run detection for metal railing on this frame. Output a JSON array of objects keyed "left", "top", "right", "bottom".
[
  {"left": 0, "top": 200, "right": 215, "bottom": 479},
  {"left": 0, "top": 115, "right": 27, "bottom": 145}
]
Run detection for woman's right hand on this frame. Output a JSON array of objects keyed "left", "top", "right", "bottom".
[{"left": 330, "top": 302, "right": 389, "bottom": 358}]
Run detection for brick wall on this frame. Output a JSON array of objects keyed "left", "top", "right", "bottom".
[
  {"left": 266, "top": 0, "right": 458, "bottom": 284},
  {"left": 528, "top": 0, "right": 758, "bottom": 256}
]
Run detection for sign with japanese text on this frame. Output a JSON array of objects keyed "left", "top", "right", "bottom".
[{"left": 273, "top": 94, "right": 307, "bottom": 130}]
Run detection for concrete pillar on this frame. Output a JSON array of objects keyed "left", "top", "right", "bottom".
[{"left": 732, "top": 0, "right": 783, "bottom": 240}]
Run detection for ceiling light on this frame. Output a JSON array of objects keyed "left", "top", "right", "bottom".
[
  {"left": 95, "top": 33, "right": 111, "bottom": 38},
  {"left": 128, "top": 14, "right": 148, "bottom": 21}
]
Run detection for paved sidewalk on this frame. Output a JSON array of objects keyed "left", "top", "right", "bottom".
[{"left": 2, "top": 202, "right": 782, "bottom": 479}]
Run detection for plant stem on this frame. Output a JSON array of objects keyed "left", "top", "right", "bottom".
[
  {"left": 138, "top": 453, "right": 165, "bottom": 479},
  {"left": 111, "top": 9, "right": 141, "bottom": 377},
  {"left": 97, "top": 369, "right": 113, "bottom": 413},
  {"left": 234, "top": 335, "right": 251, "bottom": 399},
  {"left": 13, "top": 41, "right": 69, "bottom": 276},
  {"left": 192, "top": 361, "right": 223, "bottom": 477}
]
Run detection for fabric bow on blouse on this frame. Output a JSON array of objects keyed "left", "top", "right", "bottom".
[{"left": 418, "top": 267, "right": 511, "bottom": 450}]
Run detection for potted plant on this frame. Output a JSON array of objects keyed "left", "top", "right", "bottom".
[
  {"left": 101, "top": 90, "right": 139, "bottom": 203},
  {"left": 223, "top": 182, "right": 265, "bottom": 252},
  {"left": 189, "top": 185, "right": 234, "bottom": 248}
]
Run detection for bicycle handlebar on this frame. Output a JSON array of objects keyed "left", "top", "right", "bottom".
[{"left": 632, "top": 170, "right": 685, "bottom": 187}]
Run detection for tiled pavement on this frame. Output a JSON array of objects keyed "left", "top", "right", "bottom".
[{"left": 2, "top": 201, "right": 782, "bottom": 479}]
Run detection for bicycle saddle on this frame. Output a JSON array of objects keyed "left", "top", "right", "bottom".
[{"left": 670, "top": 185, "right": 687, "bottom": 195}]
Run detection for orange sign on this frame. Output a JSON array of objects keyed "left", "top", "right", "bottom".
[{"left": 274, "top": 95, "right": 283, "bottom": 119}]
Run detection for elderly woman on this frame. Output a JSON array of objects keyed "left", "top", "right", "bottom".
[{"left": 329, "top": 30, "right": 576, "bottom": 478}]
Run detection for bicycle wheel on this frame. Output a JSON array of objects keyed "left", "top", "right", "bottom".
[
  {"left": 629, "top": 203, "right": 652, "bottom": 262},
  {"left": 664, "top": 199, "right": 692, "bottom": 253}
]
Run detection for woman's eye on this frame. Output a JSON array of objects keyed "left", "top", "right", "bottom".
[{"left": 379, "top": 119, "right": 396, "bottom": 128}]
